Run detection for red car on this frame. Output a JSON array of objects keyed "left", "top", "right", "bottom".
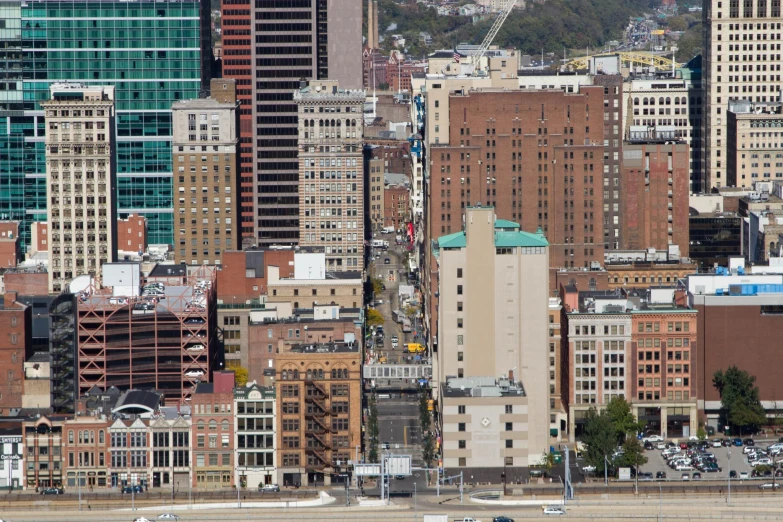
[{"left": 680, "top": 442, "right": 688, "bottom": 449}]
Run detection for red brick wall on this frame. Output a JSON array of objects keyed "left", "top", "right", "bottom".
[
  {"left": 247, "top": 320, "right": 360, "bottom": 383},
  {"left": 428, "top": 88, "right": 606, "bottom": 271},
  {"left": 0, "top": 222, "right": 20, "bottom": 268},
  {"left": 383, "top": 185, "right": 409, "bottom": 229},
  {"left": 33, "top": 222, "right": 48, "bottom": 254},
  {"left": 216, "top": 250, "right": 295, "bottom": 304},
  {"left": 117, "top": 215, "right": 147, "bottom": 253},
  {"left": 4, "top": 271, "right": 48, "bottom": 296},
  {"left": 621, "top": 143, "right": 690, "bottom": 257},
  {"left": 0, "top": 295, "right": 30, "bottom": 412}
]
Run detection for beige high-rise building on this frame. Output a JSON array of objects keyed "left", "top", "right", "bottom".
[
  {"left": 295, "top": 81, "right": 366, "bottom": 271},
  {"left": 42, "top": 84, "right": 117, "bottom": 293},
  {"left": 703, "top": 0, "right": 783, "bottom": 190},
  {"left": 435, "top": 205, "right": 550, "bottom": 465},
  {"left": 172, "top": 82, "right": 239, "bottom": 265}
]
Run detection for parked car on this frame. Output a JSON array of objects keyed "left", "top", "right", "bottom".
[
  {"left": 542, "top": 506, "right": 566, "bottom": 515},
  {"left": 729, "top": 470, "right": 738, "bottom": 479},
  {"left": 733, "top": 438, "right": 744, "bottom": 446},
  {"left": 656, "top": 471, "right": 667, "bottom": 479},
  {"left": 722, "top": 439, "right": 733, "bottom": 447},
  {"left": 41, "top": 487, "right": 64, "bottom": 495},
  {"left": 681, "top": 473, "right": 690, "bottom": 481},
  {"left": 692, "top": 472, "right": 702, "bottom": 480},
  {"left": 739, "top": 471, "right": 749, "bottom": 479},
  {"left": 656, "top": 442, "right": 667, "bottom": 450},
  {"left": 644, "top": 435, "right": 664, "bottom": 443},
  {"left": 184, "top": 370, "right": 204, "bottom": 378},
  {"left": 493, "top": 518, "right": 515, "bottom": 522},
  {"left": 157, "top": 515, "right": 180, "bottom": 520},
  {"left": 184, "top": 318, "right": 205, "bottom": 324},
  {"left": 744, "top": 438, "right": 755, "bottom": 446},
  {"left": 384, "top": 258, "right": 391, "bottom": 264},
  {"left": 644, "top": 441, "right": 654, "bottom": 450},
  {"left": 582, "top": 465, "right": 596, "bottom": 473},
  {"left": 712, "top": 439, "right": 723, "bottom": 448},
  {"left": 679, "top": 442, "right": 688, "bottom": 450},
  {"left": 123, "top": 485, "right": 144, "bottom": 494},
  {"left": 133, "top": 518, "right": 152, "bottom": 522},
  {"left": 638, "top": 472, "right": 654, "bottom": 481},
  {"left": 759, "top": 483, "right": 781, "bottom": 489},
  {"left": 744, "top": 445, "right": 757, "bottom": 454},
  {"left": 259, "top": 484, "right": 280, "bottom": 493}
]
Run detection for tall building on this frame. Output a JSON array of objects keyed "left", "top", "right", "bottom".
[
  {"left": 427, "top": 88, "right": 606, "bottom": 271},
  {"left": 0, "top": 292, "right": 32, "bottom": 414},
  {"left": 727, "top": 99, "right": 783, "bottom": 187},
  {"left": 703, "top": 0, "right": 783, "bottom": 190},
  {"left": 172, "top": 80, "right": 240, "bottom": 266},
  {"left": 620, "top": 130, "right": 690, "bottom": 257},
  {"left": 0, "top": 0, "right": 212, "bottom": 250},
  {"left": 42, "top": 84, "right": 117, "bottom": 293},
  {"left": 295, "top": 81, "right": 365, "bottom": 271},
  {"left": 435, "top": 206, "right": 550, "bottom": 465},
  {"left": 223, "top": 0, "right": 362, "bottom": 246}
]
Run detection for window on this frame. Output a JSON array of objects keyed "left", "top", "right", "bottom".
[
  {"left": 457, "top": 285, "right": 463, "bottom": 295},
  {"left": 505, "top": 422, "right": 513, "bottom": 431},
  {"left": 459, "top": 457, "right": 467, "bottom": 467},
  {"left": 458, "top": 423, "right": 466, "bottom": 432},
  {"left": 458, "top": 405, "right": 466, "bottom": 414},
  {"left": 505, "top": 439, "right": 513, "bottom": 448},
  {"left": 458, "top": 440, "right": 466, "bottom": 449},
  {"left": 457, "top": 268, "right": 463, "bottom": 278},
  {"left": 505, "top": 405, "right": 513, "bottom": 414}
]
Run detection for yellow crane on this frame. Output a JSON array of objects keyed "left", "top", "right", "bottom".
[{"left": 565, "top": 51, "right": 681, "bottom": 71}]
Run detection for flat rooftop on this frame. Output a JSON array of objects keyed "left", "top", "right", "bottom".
[
  {"left": 443, "top": 376, "right": 525, "bottom": 398},
  {"left": 288, "top": 342, "right": 359, "bottom": 354}
]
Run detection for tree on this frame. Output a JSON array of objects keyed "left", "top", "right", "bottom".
[
  {"left": 582, "top": 408, "right": 616, "bottom": 475},
  {"left": 368, "top": 394, "right": 380, "bottom": 463},
  {"left": 404, "top": 304, "right": 420, "bottom": 319},
  {"left": 233, "top": 366, "right": 249, "bottom": 387},
  {"left": 616, "top": 436, "right": 648, "bottom": 470},
  {"left": 667, "top": 15, "right": 688, "bottom": 32},
  {"left": 696, "top": 425, "right": 707, "bottom": 441},
  {"left": 419, "top": 392, "right": 431, "bottom": 432},
  {"left": 713, "top": 366, "right": 767, "bottom": 435},
  {"left": 367, "top": 308, "right": 385, "bottom": 327},
  {"left": 539, "top": 451, "right": 556, "bottom": 474},
  {"left": 422, "top": 432, "right": 436, "bottom": 467},
  {"left": 606, "top": 396, "right": 643, "bottom": 444},
  {"left": 371, "top": 277, "right": 384, "bottom": 297}
]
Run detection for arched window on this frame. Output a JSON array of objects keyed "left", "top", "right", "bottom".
[
  {"left": 331, "top": 369, "right": 337, "bottom": 379},
  {"left": 99, "top": 430, "right": 104, "bottom": 444},
  {"left": 633, "top": 97, "right": 639, "bottom": 106},
  {"left": 69, "top": 430, "right": 74, "bottom": 444},
  {"left": 78, "top": 431, "right": 83, "bottom": 444},
  {"left": 209, "top": 420, "right": 217, "bottom": 430},
  {"left": 665, "top": 97, "right": 671, "bottom": 105},
  {"left": 658, "top": 97, "right": 664, "bottom": 105},
  {"left": 589, "top": 277, "right": 597, "bottom": 290},
  {"left": 317, "top": 369, "right": 324, "bottom": 379},
  {"left": 198, "top": 420, "right": 205, "bottom": 430},
  {"left": 221, "top": 420, "right": 229, "bottom": 431},
  {"left": 306, "top": 370, "right": 313, "bottom": 380}
]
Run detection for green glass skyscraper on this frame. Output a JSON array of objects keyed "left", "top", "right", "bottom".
[{"left": 0, "top": 0, "right": 212, "bottom": 248}]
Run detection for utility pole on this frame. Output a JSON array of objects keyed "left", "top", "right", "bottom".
[
  {"left": 459, "top": 471, "right": 463, "bottom": 504},
  {"left": 727, "top": 447, "right": 731, "bottom": 504}
]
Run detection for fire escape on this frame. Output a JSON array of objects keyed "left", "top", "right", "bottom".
[{"left": 304, "top": 378, "right": 331, "bottom": 471}]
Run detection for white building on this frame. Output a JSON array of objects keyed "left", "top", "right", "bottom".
[
  {"left": 234, "top": 382, "right": 277, "bottom": 489},
  {"left": 42, "top": 84, "right": 117, "bottom": 293},
  {"left": 0, "top": 430, "right": 23, "bottom": 490}
]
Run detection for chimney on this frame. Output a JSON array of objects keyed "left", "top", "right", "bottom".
[{"left": 4, "top": 290, "right": 18, "bottom": 308}]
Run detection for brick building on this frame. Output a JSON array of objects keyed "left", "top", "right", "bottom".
[
  {"left": 276, "top": 342, "right": 362, "bottom": 487},
  {"left": 3, "top": 270, "right": 48, "bottom": 296},
  {"left": 117, "top": 215, "right": 147, "bottom": 254},
  {"left": 383, "top": 184, "right": 409, "bottom": 230},
  {"left": 63, "top": 416, "right": 111, "bottom": 489},
  {"left": 0, "top": 221, "right": 21, "bottom": 268},
  {"left": 216, "top": 249, "right": 296, "bottom": 305},
  {"left": 30, "top": 222, "right": 48, "bottom": 257},
  {"left": 0, "top": 292, "right": 32, "bottom": 413},
  {"left": 23, "top": 415, "right": 65, "bottom": 490},
  {"left": 620, "top": 137, "right": 690, "bottom": 257},
  {"left": 427, "top": 88, "right": 606, "bottom": 271},
  {"left": 247, "top": 312, "right": 362, "bottom": 383},
  {"left": 191, "top": 371, "right": 236, "bottom": 489}
]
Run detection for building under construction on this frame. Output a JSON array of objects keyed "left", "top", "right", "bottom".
[{"left": 50, "top": 263, "right": 220, "bottom": 410}]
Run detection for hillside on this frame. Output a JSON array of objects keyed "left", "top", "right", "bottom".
[{"left": 377, "top": 0, "right": 661, "bottom": 57}]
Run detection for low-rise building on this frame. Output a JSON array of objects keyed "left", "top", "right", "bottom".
[
  {"left": 234, "top": 382, "right": 276, "bottom": 489},
  {"left": 149, "top": 412, "right": 192, "bottom": 491},
  {"left": 276, "top": 342, "right": 362, "bottom": 487},
  {"left": 605, "top": 250, "right": 698, "bottom": 289},
  {"left": 0, "top": 424, "right": 23, "bottom": 490},
  {"left": 689, "top": 212, "right": 744, "bottom": 269},
  {"left": 384, "top": 184, "right": 409, "bottom": 231},
  {"left": 191, "top": 371, "right": 236, "bottom": 489},
  {"left": 63, "top": 415, "right": 111, "bottom": 490},
  {"left": 23, "top": 415, "right": 65, "bottom": 490},
  {"left": 440, "top": 377, "right": 530, "bottom": 481},
  {"left": 562, "top": 287, "right": 698, "bottom": 440}
]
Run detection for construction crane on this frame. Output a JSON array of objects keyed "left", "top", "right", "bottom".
[{"left": 470, "top": 0, "right": 517, "bottom": 75}]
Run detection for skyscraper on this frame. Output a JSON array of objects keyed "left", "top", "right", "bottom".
[
  {"left": 223, "top": 0, "right": 362, "bottom": 247},
  {"left": 703, "top": 0, "right": 783, "bottom": 190},
  {"left": 0, "top": 0, "right": 212, "bottom": 250},
  {"left": 42, "top": 84, "right": 117, "bottom": 293},
  {"left": 295, "top": 80, "right": 365, "bottom": 271}
]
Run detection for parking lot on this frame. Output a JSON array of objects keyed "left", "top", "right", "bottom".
[{"left": 638, "top": 439, "right": 783, "bottom": 482}]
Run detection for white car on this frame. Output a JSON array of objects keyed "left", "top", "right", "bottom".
[
  {"left": 712, "top": 439, "right": 723, "bottom": 447},
  {"left": 133, "top": 518, "right": 152, "bottom": 522},
  {"left": 187, "top": 344, "right": 205, "bottom": 351},
  {"left": 740, "top": 471, "right": 749, "bottom": 479},
  {"left": 656, "top": 442, "right": 667, "bottom": 450},
  {"left": 744, "top": 445, "right": 757, "bottom": 454},
  {"left": 582, "top": 465, "right": 596, "bottom": 473},
  {"left": 759, "top": 483, "right": 781, "bottom": 489},
  {"left": 185, "top": 370, "right": 204, "bottom": 378},
  {"left": 675, "top": 464, "right": 694, "bottom": 471},
  {"left": 751, "top": 458, "right": 773, "bottom": 467},
  {"left": 543, "top": 506, "right": 566, "bottom": 515},
  {"left": 157, "top": 515, "right": 180, "bottom": 520},
  {"left": 644, "top": 435, "right": 664, "bottom": 443}
]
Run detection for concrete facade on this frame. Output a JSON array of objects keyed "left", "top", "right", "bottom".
[
  {"left": 42, "top": 84, "right": 117, "bottom": 293},
  {"left": 234, "top": 383, "right": 276, "bottom": 489},
  {"left": 727, "top": 100, "right": 783, "bottom": 188},
  {"left": 295, "top": 81, "right": 365, "bottom": 271},
  {"left": 171, "top": 88, "right": 239, "bottom": 266},
  {"left": 436, "top": 206, "right": 550, "bottom": 465}
]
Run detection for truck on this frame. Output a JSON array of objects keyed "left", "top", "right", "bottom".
[
  {"left": 372, "top": 239, "right": 388, "bottom": 249},
  {"left": 407, "top": 343, "right": 425, "bottom": 354},
  {"left": 402, "top": 318, "right": 412, "bottom": 333},
  {"left": 422, "top": 516, "right": 448, "bottom": 522},
  {"left": 382, "top": 226, "right": 395, "bottom": 234}
]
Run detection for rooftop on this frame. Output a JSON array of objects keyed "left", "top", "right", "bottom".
[
  {"left": 443, "top": 376, "right": 525, "bottom": 398},
  {"left": 172, "top": 98, "right": 237, "bottom": 110},
  {"left": 287, "top": 341, "right": 359, "bottom": 354},
  {"left": 437, "top": 212, "right": 548, "bottom": 250}
]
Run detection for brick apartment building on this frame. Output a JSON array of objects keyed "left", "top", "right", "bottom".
[
  {"left": 0, "top": 292, "right": 32, "bottom": 414},
  {"left": 191, "top": 371, "right": 236, "bottom": 489},
  {"left": 0, "top": 221, "right": 21, "bottom": 268},
  {"left": 117, "top": 215, "right": 147, "bottom": 254},
  {"left": 216, "top": 249, "right": 295, "bottom": 305},
  {"left": 427, "top": 88, "right": 606, "bottom": 271},
  {"left": 384, "top": 184, "right": 409, "bottom": 230}
]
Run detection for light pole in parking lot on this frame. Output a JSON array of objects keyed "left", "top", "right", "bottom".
[{"left": 727, "top": 446, "right": 731, "bottom": 504}]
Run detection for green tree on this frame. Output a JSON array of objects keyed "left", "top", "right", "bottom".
[
  {"left": 667, "top": 16, "right": 688, "bottom": 32},
  {"left": 696, "top": 425, "right": 707, "bottom": 441},
  {"left": 367, "top": 308, "right": 385, "bottom": 327},
  {"left": 606, "top": 396, "right": 643, "bottom": 444},
  {"left": 539, "top": 452, "right": 556, "bottom": 474},
  {"left": 616, "top": 436, "right": 648, "bottom": 471},
  {"left": 371, "top": 277, "right": 384, "bottom": 297},
  {"left": 233, "top": 366, "right": 249, "bottom": 387},
  {"left": 368, "top": 394, "right": 380, "bottom": 463},
  {"left": 713, "top": 366, "right": 767, "bottom": 435},
  {"left": 422, "top": 432, "right": 436, "bottom": 467},
  {"left": 674, "top": 22, "right": 703, "bottom": 62},
  {"left": 419, "top": 392, "right": 431, "bottom": 432},
  {"left": 583, "top": 407, "right": 616, "bottom": 475}
]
